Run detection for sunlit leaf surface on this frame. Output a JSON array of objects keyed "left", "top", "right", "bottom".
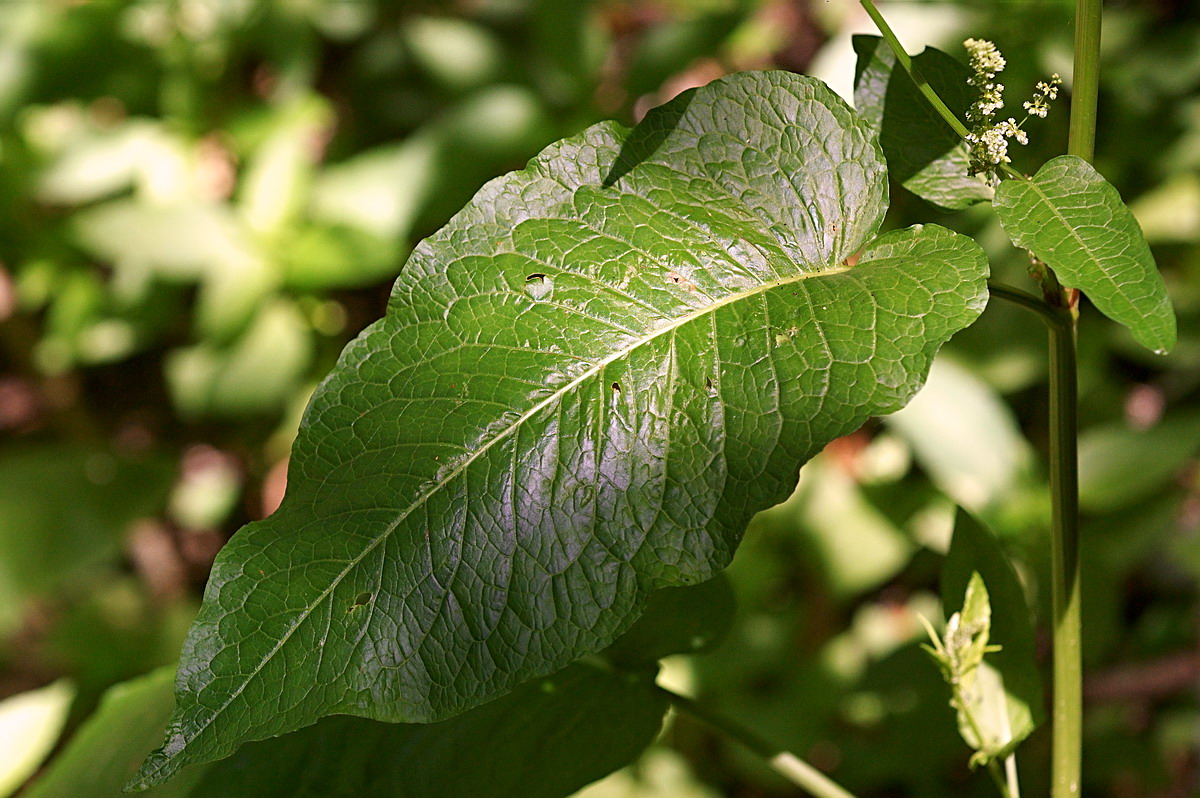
[
  {"left": 995, "top": 155, "right": 1176, "bottom": 354},
  {"left": 134, "top": 70, "right": 988, "bottom": 787}
]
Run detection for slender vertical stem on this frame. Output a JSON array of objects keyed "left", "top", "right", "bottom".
[
  {"left": 1050, "top": 0, "right": 1100, "bottom": 793},
  {"left": 1068, "top": 0, "right": 1103, "bottom": 164},
  {"left": 657, "top": 686, "right": 860, "bottom": 798},
  {"left": 991, "top": 281, "right": 1081, "bottom": 798},
  {"left": 1004, "top": 754, "right": 1021, "bottom": 798},
  {"left": 1049, "top": 320, "right": 1082, "bottom": 798}
]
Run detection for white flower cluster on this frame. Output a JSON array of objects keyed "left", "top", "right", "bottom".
[
  {"left": 962, "top": 39, "right": 1060, "bottom": 182},
  {"left": 1024, "top": 74, "right": 1063, "bottom": 118},
  {"left": 964, "top": 38, "right": 1005, "bottom": 75},
  {"left": 964, "top": 38, "right": 1006, "bottom": 123},
  {"left": 965, "top": 118, "right": 1028, "bottom": 176}
]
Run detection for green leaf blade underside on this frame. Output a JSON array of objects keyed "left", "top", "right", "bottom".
[
  {"left": 134, "top": 71, "right": 989, "bottom": 788},
  {"left": 994, "top": 155, "right": 1176, "bottom": 353},
  {"left": 190, "top": 662, "right": 668, "bottom": 798},
  {"left": 852, "top": 35, "right": 993, "bottom": 210},
  {"left": 29, "top": 661, "right": 667, "bottom": 798}
]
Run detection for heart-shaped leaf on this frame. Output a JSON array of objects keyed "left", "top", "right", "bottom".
[
  {"left": 853, "top": 35, "right": 993, "bottom": 210},
  {"left": 133, "top": 70, "right": 988, "bottom": 788},
  {"left": 994, "top": 155, "right": 1176, "bottom": 353}
]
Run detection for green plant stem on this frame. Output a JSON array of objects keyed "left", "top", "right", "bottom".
[
  {"left": 657, "top": 686, "right": 860, "bottom": 798},
  {"left": 858, "top": 0, "right": 969, "bottom": 138},
  {"left": 1046, "top": 0, "right": 1099, "bottom": 792},
  {"left": 1049, "top": 317, "right": 1082, "bottom": 798},
  {"left": 858, "top": 0, "right": 1026, "bottom": 182},
  {"left": 988, "top": 282, "right": 1064, "bottom": 326},
  {"left": 1068, "top": 0, "right": 1102, "bottom": 164},
  {"left": 990, "top": 279, "right": 1080, "bottom": 797}
]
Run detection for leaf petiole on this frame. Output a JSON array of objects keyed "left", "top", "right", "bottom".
[
  {"left": 656, "top": 685, "right": 860, "bottom": 798},
  {"left": 987, "top": 282, "right": 1071, "bottom": 330}
]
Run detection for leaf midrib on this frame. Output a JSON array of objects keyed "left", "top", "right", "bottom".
[
  {"left": 164, "top": 258, "right": 854, "bottom": 765},
  {"left": 1017, "top": 166, "right": 1142, "bottom": 318}
]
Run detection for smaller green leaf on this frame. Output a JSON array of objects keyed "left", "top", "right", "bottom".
[
  {"left": 941, "top": 510, "right": 1043, "bottom": 757},
  {"left": 957, "top": 573, "right": 993, "bottom": 665},
  {"left": 994, "top": 155, "right": 1177, "bottom": 354},
  {"left": 603, "top": 575, "right": 736, "bottom": 666},
  {"left": 959, "top": 661, "right": 1018, "bottom": 766},
  {"left": 852, "top": 35, "right": 993, "bottom": 210},
  {"left": 926, "top": 573, "right": 1013, "bottom": 764},
  {"left": 36, "top": 662, "right": 666, "bottom": 798}
]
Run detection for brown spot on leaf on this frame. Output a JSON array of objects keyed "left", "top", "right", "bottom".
[{"left": 665, "top": 270, "right": 698, "bottom": 293}]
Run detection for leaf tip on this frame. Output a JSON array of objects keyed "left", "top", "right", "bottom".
[
  {"left": 1132, "top": 310, "right": 1176, "bottom": 356},
  {"left": 124, "top": 735, "right": 185, "bottom": 793}
]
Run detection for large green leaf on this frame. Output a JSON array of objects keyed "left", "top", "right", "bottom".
[
  {"left": 852, "top": 35, "right": 993, "bottom": 210},
  {"left": 133, "top": 70, "right": 988, "bottom": 787},
  {"left": 28, "top": 661, "right": 667, "bottom": 798},
  {"left": 994, "top": 155, "right": 1176, "bottom": 353}
]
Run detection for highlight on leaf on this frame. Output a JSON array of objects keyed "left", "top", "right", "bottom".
[
  {"left": 130, "top": 69, "right": 989, "bottom": 789},
  {"left": 994, "top": 154, "right": 1176, "bottom": 354}
]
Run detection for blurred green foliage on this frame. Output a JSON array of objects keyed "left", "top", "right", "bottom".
[{"left": 1, "top": 1, "right": 1198, "bottom": 796}]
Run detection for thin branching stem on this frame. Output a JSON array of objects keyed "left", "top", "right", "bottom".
[
  {"left": 858, "top": 0, "right": 1025, "bottom": 181},
  {"left": 657, "top": 686, "right": 860, "bottom": 798},
  {"left": 988, "top": 282, "right": 1069, "bottom": 329},
  {"left": 858, "top": 0, "right": 968, "bottom": 138}
]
